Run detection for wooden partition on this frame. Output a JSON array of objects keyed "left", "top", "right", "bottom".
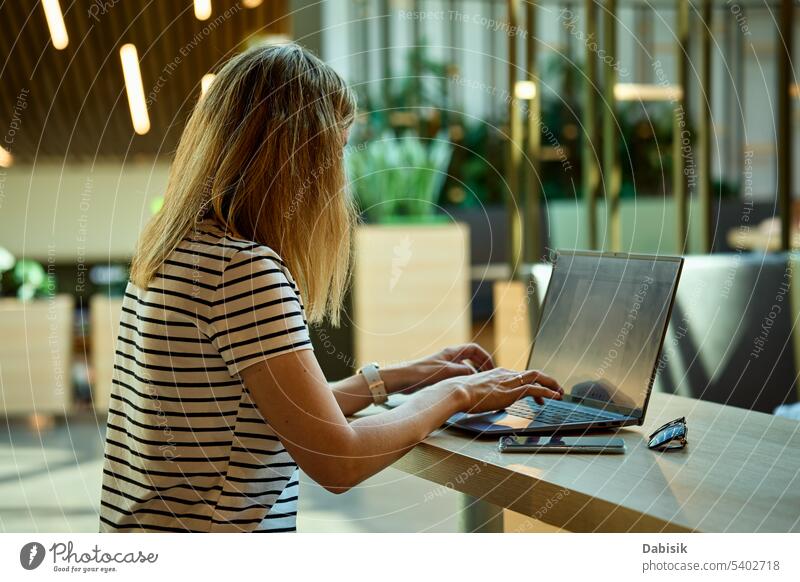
[
  {"left": 491, "top": 280, "right": 533, "bottom": 370},
  {"left": 353, "top": 223, "right": 470, "bottom": 367},
  {"left": 90, "top": 295, "right": 124, "bottom": 413},
  {"left": 0, "top": 296, "right": 74, "bottom": 415}
]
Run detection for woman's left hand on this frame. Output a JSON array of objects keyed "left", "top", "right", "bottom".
[{"left": 382, "top": 343, "right": 495, "bottom": 395}]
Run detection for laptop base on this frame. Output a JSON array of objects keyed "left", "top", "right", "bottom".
[
  {"left": 444, "top": 410, "right": 637, "bottom": 436},
  {"left": 384, "top": 393, "right": 638, "bottom": 436}
]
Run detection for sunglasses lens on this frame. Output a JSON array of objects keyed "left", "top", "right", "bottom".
[{"left": 648, "top": 423, "right": 687, "bottom": 450}]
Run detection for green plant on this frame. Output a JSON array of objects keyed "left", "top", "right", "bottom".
[
  {"left": 13, "top": 259, "right": 54, "bottom": 301},
  {"left": 350, "top": 45, "right": 509, "bottom": 208},
  {"left": 347, "top": 132, "right": 453, "bottom": 223}
]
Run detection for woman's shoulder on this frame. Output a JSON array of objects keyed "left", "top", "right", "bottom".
[
  {"left": 187, "top": 218, "right": 286, "bottom": 265},
  {"left": 185, "top": 219, "right": 296, "bottom": 286}
]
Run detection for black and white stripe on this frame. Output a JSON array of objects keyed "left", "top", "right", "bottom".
[{"left": 100, "top": 220, "right": 311, "bottom": 533}]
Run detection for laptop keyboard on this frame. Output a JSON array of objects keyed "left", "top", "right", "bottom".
[{"left": 506, "top": 397, "right": 618, "bottom": 424}]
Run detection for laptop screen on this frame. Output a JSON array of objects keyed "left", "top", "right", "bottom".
[{"left": 528, "top": 251, "right": 682, "bottom": 418}]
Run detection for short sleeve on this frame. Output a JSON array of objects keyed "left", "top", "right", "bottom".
[{"left": 208, "top": 249, "right": 313, "bottom": 377}]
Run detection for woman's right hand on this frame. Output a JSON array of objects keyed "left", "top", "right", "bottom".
[{"left": 446, "top": 367, "right": 563, "bottom": 414}]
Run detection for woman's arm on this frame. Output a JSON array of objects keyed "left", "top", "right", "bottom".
[
  {"left": 329, "top": 343, "right": 496, "bottom": 416},
  {"left": 241, "top": 349, "right": 561, "bottom": 494},
  {"left": 327, "top": 368, "right": 403, "bottom": 417}
]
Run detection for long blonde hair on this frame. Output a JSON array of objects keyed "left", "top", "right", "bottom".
[{"left": 130, "top": 43, "right": 357, "bottom": 325}]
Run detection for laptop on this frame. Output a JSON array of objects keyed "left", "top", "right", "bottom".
[{"left": 387, "top": 250, "right": 683, "bottom": 435}]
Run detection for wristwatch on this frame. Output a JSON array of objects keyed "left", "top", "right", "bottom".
[{"left": 358, "top": 362, "right": 388, "bottom": 405}]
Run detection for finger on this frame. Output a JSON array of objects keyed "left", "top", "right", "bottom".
[
  {"left": 507, "top": 384, "right": 563, "bottom": 408},
  {"left": 520, "top": 369, "right": 561, "bottom": 391},
  {"left": 526, "top": 385, "right": 563, "bottom": 402},
  {"left": 463, "top": 343, "right": 495, "bottom": 371},
  {"left": 443, "top": 362, "right": 478, "bottom": 381},
  {"left": 498, "top": 370, "right": 530, "bottom": 387},
  {"left": 509, "top": 385, "right": 545, "bottom": 406},
  {"left": 460, "top": 358, "right": 478, "bottom": 374},
  {"left": 498, "top": 368, "right": 539, "bottom": 387},
  {"left": 451, "top": 343, "right": 494, "bottom": 371}
]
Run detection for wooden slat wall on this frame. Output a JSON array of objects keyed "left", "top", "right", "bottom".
[{"left": 0, "top": 0, "right": 289, "bottom": 162}]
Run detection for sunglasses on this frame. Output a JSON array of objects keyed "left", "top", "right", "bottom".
[{"left": 648, "top": 417, "right": 688, "bottom": 451}]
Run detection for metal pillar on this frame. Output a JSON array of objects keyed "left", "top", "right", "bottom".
[
  {"left": 674, "top": 0, "right": 689, "bottom": 254},
  {"left": 583, "top": 0, "right": 599, "bottom": 250},
  {"left": 602, "top": 0, "right": 621, "bottom": 251},
  {"left": 460, "top": 495, "right": 504, "bottom": 533},
  {"left": 412, "top": 0, "right": 422, "bottom": 109},
  {"left": 507, "top": 0, "right": 523, "bottom": 278},
  {"left": 699, "top": 0, "right": 713, "bottom": 252},
  {"left": 778, "top": 0, "right": 794, "bottom": 251},
  {"left": 380, "top": 0, "right": 391, "bottom": 102},
  {"left": 524, "top": 0, "right": 542, "bottom": 263}
]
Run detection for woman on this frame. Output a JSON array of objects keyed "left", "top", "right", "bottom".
[{"left": 100, "top": 43, "right": 562, "bottom": 533}]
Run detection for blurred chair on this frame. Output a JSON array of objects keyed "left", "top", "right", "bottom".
[{"left": 655, "top": 253, "right": 798, "bottom": 413}]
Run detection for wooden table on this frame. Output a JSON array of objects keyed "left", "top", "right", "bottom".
[{"left": 387, "top": 392, "right": 800, "bottom": 532}]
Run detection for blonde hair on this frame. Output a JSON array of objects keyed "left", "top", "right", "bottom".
[{"left": 130, "top": 43, "right": 357, "bottom": 325}]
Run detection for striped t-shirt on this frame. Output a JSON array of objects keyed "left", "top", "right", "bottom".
[{"left": 100, "top": 218, "right": 313, "bottom": 532}]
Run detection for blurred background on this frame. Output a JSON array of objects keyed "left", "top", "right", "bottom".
[{"left": 1, "top": 0, "right": 799, "bottom": 532}]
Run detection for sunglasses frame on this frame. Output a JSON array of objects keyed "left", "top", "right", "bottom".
[{"left": 648, "top": 416, "right": 688, "bottom": 451}]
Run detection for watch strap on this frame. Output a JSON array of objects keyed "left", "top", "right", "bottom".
[{"left": 359, "top": 362, "right": 388, "bottom": 405}]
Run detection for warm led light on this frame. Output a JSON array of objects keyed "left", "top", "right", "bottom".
[
  {"left": 0, "top": 145, "right": 12, "bottom": 168},
  {"left": 514, "top": 81, "right": 537, "bottom": 100},
  {"left": 201, "top": 73, "right": 216, "bottom": 96},
  {"left": 42, "top": 0, "right": 69, "bottom": 50},
  {"left": 614, "top": 83, "right": 683, "bottom": 102},
  {"left": 194, "top": 0, "right": 212, "bottom": 20},
  {"left": 242, "top": 0, "right": 263, "bottom": 7},
  {"left": 119, "top": 44, "right": 151, "bottom": 135}
]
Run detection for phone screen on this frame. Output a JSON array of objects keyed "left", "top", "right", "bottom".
[{"left": 503, "top": 436, "right": 624, "bottom": 449}]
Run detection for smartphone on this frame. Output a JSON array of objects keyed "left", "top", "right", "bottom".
[{"left": 498, "top": 435, "right": 626, "bottom": 454}]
